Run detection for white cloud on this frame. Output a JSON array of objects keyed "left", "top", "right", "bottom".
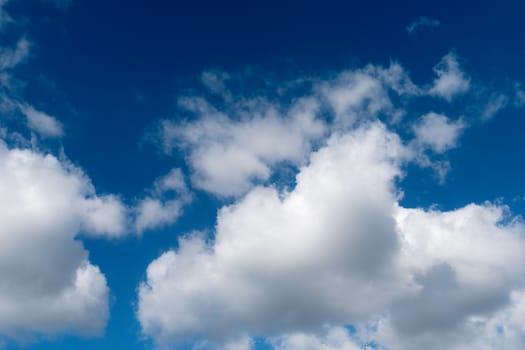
[
  {"left": 137, "top": 123, "right": 413, "bottom": 347},
  {"left": 160, "top": 63, "right": 420, "bottom": 197},
  {"left": 138, "top": 121, "right": 525, "bottom": 350},
  {"left": 0, "top": 38, "right": 30, "bottom": 71},
  {"left": 162, "top": 96, "right": 326, "bottom": 197},
  {"left": 429, "top": 52, "right": 470, "bottom": 101},
  {"left": 480, "top": 93, "right": 508, "bottom": 121},
  {"left": 201, "top": 70, "right": 232, "bottom": 102},
  {"left": 412, "top": 112, "right": 466, "bottom": 153},
  {"left": 0, "top": 0, "right": 12, "bottom": 31},
  {"left": 374, "top": 291, "right": 525, "bottom": 350},
  {"left": 320, "top": 70, "right": 391, "bottom": 125},
  {"left": 514, "top": 83, "right": 525, "bottom": 107},
  {"left": 135, "top": 168, "right": 192, "bottom": 233},
  {"left": 271, "top": 327, "right": 361, "bottom": 350},
  {"left": 19, "top": 104, "right": 64, "bottom": 138},
  {"left": 319, "top": 63, "right": 419, "bottom": 127},
  {"left": 192, "top": 336, "right": 254, "bottom": 350},
  {"left": 389, "top": 204, "right": 525, "bottom": 343},
  {"left": 0, "top": 140, "right": 128, "bottom": 340},
  {"left": 406, "top": 17, "right": 440, "bottom": 35}
]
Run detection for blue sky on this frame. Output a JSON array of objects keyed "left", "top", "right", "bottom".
[{"left": 1, "top": 1, "right": 525, "bottom": 349}]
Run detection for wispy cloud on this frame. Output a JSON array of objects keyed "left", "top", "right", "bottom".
[
  {"left": 19, "top": 103, "right": 64, "bottom": 138},
  {"left": 134, "top": 168, "right": 192, "bottom": 233},
  {"left": 481, "top": 93, "right": 509, "bottom": 121},
  {"left": 406, "top": 16, "right": 440, "bottom": 35}
]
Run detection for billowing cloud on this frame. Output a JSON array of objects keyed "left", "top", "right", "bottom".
[
  {"left": 271, "top": 327, "right": 361, "bottom": 350},
  {"left": 161, "top": 96, "right": 326, "bottom": 197},
  {"left": 406, "top": 17, "right": 440, "bottom": 35},
  {"left": 319, "top": 63, "right": 419, "bottom": 127},
  {"left": 138, "top": 123, "right": 411, "bottom": 347},
  {"left": 0, "top": 140, "right": 128, "bottom": 341},
  {"left": 159, "top": 63, "right": 419, "bottom": 197},
  {"left": 138, "top": 120, "right": 525, "bottom": 349},
  {"left": 429, "top": 52, "right": 470, "bottom": 101}
]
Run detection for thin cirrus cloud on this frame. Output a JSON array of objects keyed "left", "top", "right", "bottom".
[
  {"left": 137, "top": 53, "right": 525, "bottom": 350},
  {"left": 0, "top": 37, "right": 30, "bottom": 71},
  {"left": 18, "top": 104, "right": 64, "bottom": 138},
  {"left": 406, "top": 16, "right": 441, "bottom": 35}
]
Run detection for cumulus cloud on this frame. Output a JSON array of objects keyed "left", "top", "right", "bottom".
[
  {"left": 271, "top": 327, "right": 361, "bottom": 350},
  {"left": 159, "top": 62, "right": 420, "bottom": 197},
  {"left": 138, "top": 123, "right": 412, "bottom": 347},
  {"left": 412, "top": 112, "right": 466, "bottom": 153},
  {"left": 19, "top": 104, "right": 64, "bottom": 138},
  {"left": 320, "top": 63, "right": 419, "bottom": 127},
  {"left": 406, "top": 17, "right": 440, "bottom": 35},
  {"left": 161, "top": 96, "right": 326, "bottom": 197},
  {"left": 135, "top": 168, "right": 192, "bottom": 233},
  {"left": 0, "top": 140, "right": 128, "bottom": 341},
  {"left": 429, "top": 52, "right": 470, "bottom": 101},
  {"left": 137, "top": 50, "right": 525, "bottom": 349},
  {"left": 138, "top": 120, "right": 525, "bottom": 350}
]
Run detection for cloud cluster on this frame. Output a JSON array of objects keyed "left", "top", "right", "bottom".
[
  {"left": 138, "top": 123, "right": 410, "bottom": 346},
  {"left": 139, "top": 54, "right": 525, "bottom": 350},
  {"left": 1, "top": 3, "right": 522, "bottom": 347},
  {"left": 161, "top": 96, "right": 326, "bottom": 197},
  {"left": 0, "top": 140, "right": 127, "bottom": 340},
  {"left": 138, "top": 119, "right": 525, "bottom": 349},
  {"left": 159, "top": 62, "right": 423, "bottom": 198}
]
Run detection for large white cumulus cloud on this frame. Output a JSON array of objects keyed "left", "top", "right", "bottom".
[
  {"left": 0, "top": 140, "right": 127, "bottom": 340},
  {"left": 138, "top": 123, "right": 412, "bottom": 346},
  {"left": 138, "top": 121, "right": 525, "bottom": 349}
]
